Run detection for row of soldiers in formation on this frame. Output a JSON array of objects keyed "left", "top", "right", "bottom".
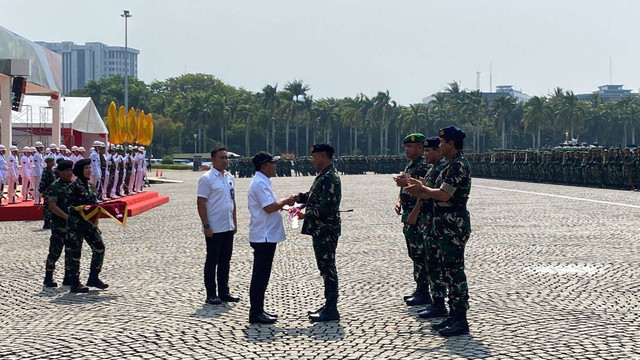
[
  {"left": 467, "top": 147, "right": 640, "bottom": 189},
  {"left": 226, "top": 155, "right": 409, "bottom": 178},
  {"left": 0, "top": 141, "right": 148, "bottom": 209}
]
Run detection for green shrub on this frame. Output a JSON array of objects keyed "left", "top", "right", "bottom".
[{"left": 161, "top": 155, "right": 174, "bottom": 164}]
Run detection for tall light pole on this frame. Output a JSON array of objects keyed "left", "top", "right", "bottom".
[
  {"left": 193, "top": 133, "right": 197, "bottom": 154},
  {"left": 121, "top": 10, "right": 132, "bottom": 111}
]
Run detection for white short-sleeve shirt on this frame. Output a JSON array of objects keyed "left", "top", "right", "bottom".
[
  {"left": 248, "top": 171, "right": 286, "bottom": 243},
  {"left": 197, "top": 167, "right": 236, "bottom": 233}
]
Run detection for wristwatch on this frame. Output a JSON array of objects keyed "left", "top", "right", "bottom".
[{"left": 203, "top": 224, "right": 210, "bottom": 229}]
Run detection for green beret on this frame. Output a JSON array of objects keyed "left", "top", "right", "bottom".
[{"left": 403, "top": 133, "right": 425, "bottom": 144}]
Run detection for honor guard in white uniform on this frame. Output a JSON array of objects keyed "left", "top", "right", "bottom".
[
  {"left": 135, "top": 147, "right": 145, "bottom": 192},
  {"left": 70, "top": 146, "right": 79, "bottom": 164},
  {"left": 20, "top": 146, "right": 33, "bottom": 201},
  {"left": 7, "top": 146, "right": 20, "bottom": 203},
  {"left": 127, "top": 146, "right": 138, "bottom": 194},
  {"left": 33, "top": 142, "right": 45, "bottom": 204},
  {"left": 0, "top": 145, "right": 7, "bottom": 206},
  {"left": 78, "top": 146, "right": 86, "bottom": 160},
  {"left": 55, "top": 145, "right": 66, "bottom": 164},
  {"left": 101, "top": 145, "right": 112, "bottom": 200},
  {"left": 89, "top": 141, "right": 102, "bottom": 192},
  {"left": 109, "top": 146, "right": 123, "bottom": 198}
]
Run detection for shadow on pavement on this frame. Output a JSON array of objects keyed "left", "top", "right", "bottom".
[
  {"left": 50, "top": 291, "right": 120, "bottom": 305},
  {"left": 243, "top": 321, "right": 345, "bottom": 343},
  {"left": 36, "top": 286, "right": 71, "bottom": 297},
  {"left": 418, "top": 333, "right": 492, "bottom": 359},
  {"left": 191, "top": 304, "right": 232, "bottom": 319}
]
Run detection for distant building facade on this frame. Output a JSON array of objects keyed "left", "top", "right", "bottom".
[
  {"left": 35, "top": 41, "right": 139, "bottom": 94},
  {"left": 421, "top": 85, "right": 530, "bottom": 105},
  {"left": 576, "top": 85, "right": 639, "bottom": 103}
]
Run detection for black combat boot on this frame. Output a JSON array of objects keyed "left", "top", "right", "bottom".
[
  {"left": 405, "top": 287, "right": 432, "bottom": 306},
  {"left": 432, "top": 309, "right": 455, "bottom": 330},
  {"left": 70, "top": 277, "right": 89, "bottom": 293},
  {"left": 439, "top": 311, "right": 469, "bottom": 337},
  {"left": 43, "top": 271, "right": 57, "bottom": 288},
  {"left": 42, "top": 220, "right": 51, "bottom": 230},
  {"left": 86, "top": 271, "right": 109, "bottom": 289},
  {"left": 418, "top": 297, "right": 448, "bottom": 318},
  {"left": 403, "top": 286, "right": 418, "bottom": 301},
  {"left": 62, "top": 272, "right": 71, "bottom": 286}
]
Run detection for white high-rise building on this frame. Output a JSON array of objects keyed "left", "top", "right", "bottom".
[{"left": 35, "top": 41, "right": 139, "bottom": 94}]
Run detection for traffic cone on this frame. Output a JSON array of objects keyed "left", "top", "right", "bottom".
[
  {"left": 155, "top": 170, "right": 159, "bottom": 177},
  {"left": 160, "top": 171, "right": 163, "bottom": 177}
]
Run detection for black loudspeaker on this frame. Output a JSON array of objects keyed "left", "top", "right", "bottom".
[{"left": 11, "top": 76, "right": 27, "bottom": 112}]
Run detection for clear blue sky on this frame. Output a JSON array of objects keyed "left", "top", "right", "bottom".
[{"left": 2, "top": 0, "right": 638, "bottom": 104}]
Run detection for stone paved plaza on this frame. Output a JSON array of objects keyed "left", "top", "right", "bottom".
[{"left": 1, "top": 171, "right": 639, "bottom": 359}]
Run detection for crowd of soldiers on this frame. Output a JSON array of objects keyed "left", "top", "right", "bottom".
[
  {"left": 467, "top": 147, "right": 640, "bottom": 189},
  {"left": 227, "top": 155, "right": 409, "bottom": 178},
  {"left": 0, "top": 141, "right": 149, "bottom": 209}
]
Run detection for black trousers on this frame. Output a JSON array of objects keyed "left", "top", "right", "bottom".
[
  {"left": 249, "top": 242, "right": 277, "bottom": 316},
  {"left": 204, "top": 231, "right": 234, "bottom": 298}
]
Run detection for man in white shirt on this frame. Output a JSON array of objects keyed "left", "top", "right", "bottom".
[
  {"left": 32, "top": 142, "right": 45, "bottom": 204},
  {"left": 89, "top": 141, "right": 102, "bottom": 193},
  {"left": 247, "top": 151, "right": 296, "bottom": 324},
  {"left": 0, "top": 145, "right": 6, "bottom": 206},
  {"left": 197, "top": 147, "right": 239, "bottom": 306},
  {"left": 20, "top": 146, "right": 32, "bottom": 201}
]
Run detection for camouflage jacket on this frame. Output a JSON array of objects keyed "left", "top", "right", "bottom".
[
  {"left": 434, "top": 151, "right": 472, "bottom": 233},
  {"left": 298, "top": 164, "right": 341, "bottom": 238},
  {"left": 400, "top": 156, "right": 428, "bottom": 221},
  {"left": 66, "top": 178, "right": 99, "bottom": 216},
  {"left": 419, "top": 157, "right": 447, "bottom": 219},
  {"left": 48, "top": 178, "right": 72, "bottom": 226},
  {"left": 39, "top": 167, "right": 56, "bottom": 195}
]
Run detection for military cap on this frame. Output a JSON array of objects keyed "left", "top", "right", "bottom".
[
  {"left": 108, "top": 147, "right": 115, "bottom": 153},
  {"left": 438, "top": 125, "right": 466, "bottom": 141},
  {"left": 44, "top": 157, "right": 55, "bottom": 163},
  {"left": 423, "top": 136, "right": 440, "bottom": 149},
  {"left": 252, "top": 151, "right": 281, "bottom": 167},
  {"left": 403, "top": 133, "right": 425, "bottom": 144},
  {"left": 310, "top": 143, "right": 334, "bottom": 157},
  {"left": 57, "top": 160, "right": 73, "bottom": 171}
]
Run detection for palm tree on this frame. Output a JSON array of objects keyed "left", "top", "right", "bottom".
[
  {"left": 284, "top": 80, "right": 310, "bottom": 153},
  {"left": 261, "top": 84, "right": 280, "bottom": 153},
  {"left": 401, "top": 103, "right": 428, "bottom": 133},
  {"left": 459, "top": 90, "right": 487, "bottom": 152},
  {"left": 372, "top": 90, "right": 396, "bottom": 155},
  {"left": 522, "top": 96, "right": 551, "bottom": 149},
  {"left": 491, "top": 96, "right": 517, "bottom": 148},
  {"left": 303, "top": 95, "right": 315, "bottom": 153},
  {"left": 188, "top": 91, "right": 213, "bottom": 153}
]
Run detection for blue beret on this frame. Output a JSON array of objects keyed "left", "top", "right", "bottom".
[
  {"left": 423, "top": 136, "right": 440, "bottom": 149},
  {"left": 438, "top": 126, "right": 466, "bottom": 141}
]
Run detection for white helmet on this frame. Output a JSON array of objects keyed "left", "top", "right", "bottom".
[
  {"left": 89, "top": 147, "right": 95, "bottom": 152},
  {"left": 23, "top": 146, "right": 30, "bottom": 152},
  {"left": 30, "top": 147, "right": 36, "bottom": 152},
  {"left": 34, "top": 141, "right": 44, "bottom": 148},
  {"left": 49, "top": 143, "right": 57, "bottom": 150},
  {"left": 10, "top": 145, "right": 18, "bottom": 151},
  {"left": 59, "top": 145, "right": 67, "bottom": 150},
  {"left": 0, "top": 145, "right": 6, "bottom": 151},
  {"left": 71, "top": 146, "right": 78, "bottom": 151},
  {"left": 92, "top": 140, "right": 101, "bottom": 147},
  {"left": 139, "top": 146, "right": 145, "bottom": 151},
  {"left": 78, "top": 146, "right": 86, "bottom": 152}
]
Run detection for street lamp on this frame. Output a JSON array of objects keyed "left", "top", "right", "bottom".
[
  {"left": 193, "top": 133, "right": 197, "bottom": 154},
  {"left": 121, "top": 10, "right": 132, "bottom": 111}
]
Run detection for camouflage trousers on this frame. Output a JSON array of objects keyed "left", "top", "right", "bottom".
[
  {"left": 403, "top": 222, "right": 429, "bottom": 291},
  {"left": 420, "top": 215, "right": 446, "bottom": 299},
  {"left": 42, "top": 200, "right": 51, "bottom": 223},
  {"left": 312, "top": 235, "right": 339, "bottom": 306},
  {"left": 65, "top": 214, "right": 105, "bottom": 278},
  {"left": 431, "top": 212, "right": 471, "bottom": 314},
  {"left": 45, "top": 224, "right": 66, "bottom": 272}
]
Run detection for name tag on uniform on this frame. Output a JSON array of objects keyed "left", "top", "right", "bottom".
[{"left": 230, "top": 188, "right": 235, "bottom": 200}]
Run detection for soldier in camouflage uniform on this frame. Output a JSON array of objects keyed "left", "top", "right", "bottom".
[
  {"left": 65, "top": 159, "right": 109, "bottom": 293},
  {"left": 415, "top": 137, "right": 450, "bottom": 319},
  {"left": 295, "top": 143, "right": 342, "bottom": 322},
  {"left": 393, "top": 133, "right": 430, "bottom": 306},
  {"left": 405, "top": 125, "right": 472, "bottom": 337},
  {"left": 39, "top": 157, "right": 56, "bottom": 229},
  {"left": 43, "top": 160, "right": 74, "bottom": 288}
]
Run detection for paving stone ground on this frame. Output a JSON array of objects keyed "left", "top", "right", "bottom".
[{"left": 1, "top": 171, "right": 639, "bottom": 359}]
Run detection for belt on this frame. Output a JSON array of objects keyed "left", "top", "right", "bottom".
[{"left": 434, "top": 206, "right": 465, "bottom": 214}]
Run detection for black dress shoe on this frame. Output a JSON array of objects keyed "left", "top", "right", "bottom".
[
  {"left": 205, "top": 296, "right": 222, "bottom": 305},
  {"left": 264, "top": 311, "right": 278, "bottom": 318},
  {"left": 309, "top": 307, "right": 340, "bottom": 322},
  {"left": 249, "top": 312, "right": 276, "bottom": 324},
  {"left": 219, "top": 294, "right": 240, "bottom": 302}
]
